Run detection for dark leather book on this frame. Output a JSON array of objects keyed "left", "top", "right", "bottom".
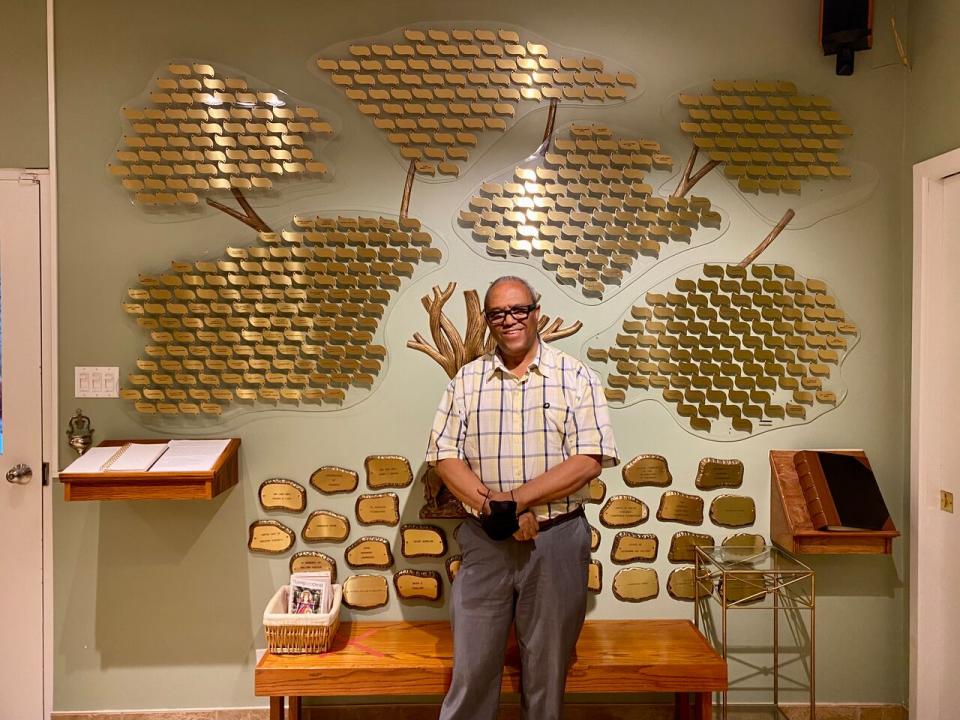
[{"left": 795, "top": 451, "right": 892, "bottom": 531}]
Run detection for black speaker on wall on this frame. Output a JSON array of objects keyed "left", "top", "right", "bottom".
[{"left": 820, "top": 0, "right": 874, "bottom": 76}]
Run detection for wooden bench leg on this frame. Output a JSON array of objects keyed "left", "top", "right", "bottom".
[
  {"left": 694, "top": 691, "right": 711, "bottom": 720},
  {"left": 270, "top": 696, "right": 284, "bottom": 720},
  {"left": 289, "top": 695, "right": 302, "bottom": 720},
  {"left": 674, "top": 691, "right": 691, "bottom": 720}
]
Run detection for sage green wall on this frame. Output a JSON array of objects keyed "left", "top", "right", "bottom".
[
  {"left": 52, "top": 0, "right": 911, "bottom": 711},
  {"left": 0, "top": 0, "right": 48, "bottom": 168}
]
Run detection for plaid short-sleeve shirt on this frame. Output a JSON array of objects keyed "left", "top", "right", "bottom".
[{"left": 425, "top": 342, "right": 619, "bottom": 521}]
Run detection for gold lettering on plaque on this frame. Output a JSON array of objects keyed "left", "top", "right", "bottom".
[
  {"left": 289, "top": 551, "right": 337, "bottom": 583},
  {"left": 657, "top": 491, "right": 705, "bottom": 525},
  {"left": 248, "top": 520, "right": 295, "bottom": 554},
  {"left": 709, "top": 495, "right": 756, "bottom": 528},
  {"left": 612, "top": 567, "right": 659, "bottom": 602},
  {"left": 394, "top": 569, "right": 442, "bottom": 602},
  {"left": 259, "top": 478, "right": 306, "bottom": 513},
  {"left": 589, "top": 525, "right": 601, "bottom": 552},
  {"left": 587, "top": 477, "right": 606, "bottom": 503},
  {"left": 302, "top": 510, "right": 350, "bottom": 543},
  {"left": 668, "top": 531, "right": 715, "bottom": 563},
  {"left": 342, "top": 574, "right": 390, "bottom": 610},
  {"left": 599, "top": 495, "right": 648, "bottom": 528},
  {"left": 346, "top": 537, "right": 394, "bottom": 569},
  {"left": 400, "top": 523, "right": 447, "bottom": 558},
  {"left": 610, "top": 532, "right": 658, "bottom": 564},
  {"left": 667, "top": 566, "right": 712, "bottom": 601},
  {"left": 622, "top": 454, "right": 672, "bottom": 487},
  {"left": 356, "top": 492, "right": 401, "bottom": 526},
  {"left": 310, "top": 465, "right": 359, "bottom": 494},
  {"left": 721, "top": 575, "right": 766, "bottom": 604},
  {"left": 695, "top": 457, "right": 744, "bottom": 490},
  {"left": 587, "top": 559, "right": 602, "bottom": 593},
  {"left": 446, "top": 555, "right": 462, "bottom": 583},
  {"left": 365, "top": 455, "right": 414, "bottom": 489}
]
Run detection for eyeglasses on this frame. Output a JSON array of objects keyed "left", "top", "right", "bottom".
[{"left": 484, "top": 303, "right": 539, "bottom": 325}]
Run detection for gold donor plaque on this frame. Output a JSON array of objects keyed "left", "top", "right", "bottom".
[
  {"left": 668, "top": 531, "right": 715, "bottom": 563},
  {"left": 721, "top": 575, "right": 766, "bottom": 604},
  {"left": 400, "top": 524, "right": 447, "bottom": 558},
  {"left": 310, "top": 465, "right": 359, "bottom": 494},
  {"left": 667, "top": 567, "right": 699, "bottom": 601},
  {"left": 394, "top": 570, "right": 442, "bottom": 602},
  {"left": 599, "top": 495, "right": 648, "bottom": 528},
  {"left": 622, "top": 454, "right": 672, "bottom": 488},
  {"left": 709, "top": 495, "right": 756, "bottom": 528},
  {"left": 289, "top": 551, "right": 338, "bottom": 583},
  {"left": 259, "top": 478, "right": 306, "bottom": 513},
  {"left": 587, "top": 559, "right": 602, "bottom": 593},
  {"left": 587, "top": 477, "right": 606, "bottom": 503},
  {"left": 446, "top": 555, "right": 462, "bottom": 583},
  {"left": 248, "top": 520, "right": 295, "bottom": 554},
  {"left": 342, "top": 574, "right": 390, "bottom": 610},
  {"left": 346, "top": 537, "right": 394, "bottom": 569},
  {"left": 356, "top": 492, "right": 401, "bottom": 526},
  {"left": 365, "top": 455, "right": 414, "bottom": 489},
  {"left": 695, "top": 457, "right": 744, "bottom": 490},
  {"left": 589, "top": 525, "right": 601, "bottom": 552},
  {"left": 302, "top": 510, "right": 350, "bottom": 543},
  {"left": 657, "top": 491, "right": 705, "bottom": 525},
  {"left": 612, "top": 567, "right": 659, "bottom": 603},
  {"left": 723, "top": 533, "right": 765, "bottom": 552},
  {"left": 610, "top": 532, "right": 658, "bottom": 564}
]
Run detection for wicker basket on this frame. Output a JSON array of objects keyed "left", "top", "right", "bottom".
[{"left": 263, "top": 583, "right": 342, "bottom": 654}]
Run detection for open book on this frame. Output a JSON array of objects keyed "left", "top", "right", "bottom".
[{"left": 62, "top": 439, "right": 231, "bottom": 474}]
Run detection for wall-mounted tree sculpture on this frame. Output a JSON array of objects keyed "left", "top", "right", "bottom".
[
  {"left": 583, "top": 212, "right": 860, "bottom": 439},
  {"left": 312, "top": 24, "right": 641, "bottom": 179},
  {"left": 108, "top": 61, "right": 338, "bottom": 216}
]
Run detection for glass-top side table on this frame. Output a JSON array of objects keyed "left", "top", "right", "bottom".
[{"left": 695, "top": 545, "right": 816, "bottom": 719}]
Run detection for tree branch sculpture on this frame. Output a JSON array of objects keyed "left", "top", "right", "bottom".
[{"left": 206, "top": 187, "right": 273, "bottom": 233}]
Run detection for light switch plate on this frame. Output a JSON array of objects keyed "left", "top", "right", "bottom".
[{"left": 75, "top": 366, "right": 119, "bottom": 398}]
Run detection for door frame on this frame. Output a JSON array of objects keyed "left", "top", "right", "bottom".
[{"left": 910, "top": 147, "right": 960, "bottom": 717}]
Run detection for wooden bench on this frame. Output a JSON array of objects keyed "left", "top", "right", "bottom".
[{"left": 255, "top": 619, "right": 726, "bottom": 720}]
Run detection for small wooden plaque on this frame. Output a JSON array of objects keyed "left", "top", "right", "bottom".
[
  {"left": 446, "top": 554, "right": 462, "bottom": 583},
  {"left": 248, "top": 520, "right": 295, "bottom": 554},
  {"left": 610, "top": 532, "right": 658, "bottom": 564},
  {"left": 622, "top": 454, "right": 672, "bottom": 487},
  {"left": 599, "top": 495, "right": 649, "bottom": 528},
  {"left": 259, "top": 478, "right": 306, "bottom": 513},
  {"left": 302, "top": 510, "right": 350, "bottom": 543},
  {"left": 589, "top": 525, "right": 601, "bottom": 552},
  {"left": 668, "top": 531, "right": 715, "bottom": 563},
  {"left": 696, "top": 457, "right": 744, "bottom": 490},
  {"left": 310, "top": 465, "right": 359, "bottom": 495},
  {"left": 342, "top": 574, "right": 390, "bottom": 610},
  {"left": 710, "top": 495, "right": 756, "bottom": 528},
  {"left": 657, "top": 491, "right": 705, "bottom": 525},
  {"left": 289, "top": 551, "right": 337, "bottom": 583},
  {"left": 345, "top": 536, "right": 394, "bottom": 569},
  {"left": 587, "top": 477, "right": 606, "bottom": 503},
  {"left": 365, "top": 455, "right": 414, "bottom": 489},
  {"left": 356, "top": 492, "right": 401, "bottom": 526},
  {"left": 394, "top": 569, "right": 442, "bottom": 602},
  {"left": 587, "top": 559, "right": 602, "bottom": 593},
  {"left": 612, "top": 567, "right": 659, "bottom": 602},
  {"left": 400, "top": 524, "right": 447, "bottom": 558}
]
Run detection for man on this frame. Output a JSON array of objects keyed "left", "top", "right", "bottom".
[{"left": 425, "top": 276, "right": 619, "bottom": 720}]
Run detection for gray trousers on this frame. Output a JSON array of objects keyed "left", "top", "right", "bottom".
[{"left": 439, "top": 513, "right": 591, "bottom": 720}]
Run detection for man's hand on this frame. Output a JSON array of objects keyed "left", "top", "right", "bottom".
[{"left": 513, "top": 511, "right": 539, "bottom": 542}]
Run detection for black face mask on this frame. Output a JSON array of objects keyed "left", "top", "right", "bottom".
[{"left": 480, "top": 499, "right": 519, "bottom": 541}]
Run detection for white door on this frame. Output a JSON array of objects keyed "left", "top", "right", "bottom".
[{"left": 0, "top": 174, "right": 47, "bottom": 719}]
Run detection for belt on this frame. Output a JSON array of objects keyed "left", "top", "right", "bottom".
[{"left": 533, "top": 505, "right": 584, "bottom": 531}]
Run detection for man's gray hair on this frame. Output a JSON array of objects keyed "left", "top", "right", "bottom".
[{"left": 483, "top": 276, "right": 540, "bottom": 309}]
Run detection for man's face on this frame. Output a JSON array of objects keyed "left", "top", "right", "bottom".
[{"left": 484, "top": 281, "right": 540, "bottom": 358}]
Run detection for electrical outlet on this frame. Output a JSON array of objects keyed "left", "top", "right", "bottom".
[
  {"left": 941, "top": 490, "right": 954, "bottom": 514},
  {"left": 75, "top": 366, "right": 119, "bottom": 398}
]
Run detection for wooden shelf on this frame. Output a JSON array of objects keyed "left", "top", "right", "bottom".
[
  {"left": 58, "top": 438, "right": 240, "bottom": 501},
  {"left": 770, "top": 449, "right": 899, "bottom": 555}
]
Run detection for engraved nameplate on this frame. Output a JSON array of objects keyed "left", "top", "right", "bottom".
[
  {"left": 446, "top": 555, "right": 462, "bottom": 583},
  {"left": 667, "top": 566, "right": 712, "bottom": 601},
  {"left": 248, "top": 520, "right": 295, "bottom": 554},
  {"left": 394, "top": 569, "right": 442, "bottom": 602},
  {"left": 599, "top": 495, "right": 648, "bottom": 528},
  {"left": 721, "top": 575, "right": 766, "bottom": 604},
  {"left": 365, "top": 455, "right": 413, "bottom": 489},
  {"left": 622, "top": 454, "right": 672, "bottom": 487},
  {"left": 302, "top": 510, "right": 350, "bottom": 543},
  {"left": 259, "top": 478, "right": 306, "bottom": 513},
  {"left": 710, "top": 495, "right": 756, "bottom": 528},
  {"left": 587, "top": 559, "right": 602, "bottom": 593},
  {"left": 342, "top": 574, "right": 390, "bottom": 610},
  {"left": 695, "top": 457, "right": 744, "bottom": 490},
  {"left": 289, "top": 550, "right": 337, "bottom": 583},
  {"left": 587, "top": 477, "right": 606, "bottom": 503},
  {"left": 310, "top": 465, "right": 359, "bottom": 494},
  {"left": 610, "top": 532, "right": 658, "bottom": 564},
  {"left": 657, "top": 491, "right": 705, "bottom": 525},
  {"left": 722, "top": 533, "right": 765, "bottom": 552},
  {"left": 612, "top": 567, "right": 659, "bottom": 602},
  {"left": 400, "top": 524, "right": 447, "bottom": 558},
  {"left": 589, "top": 525, "right": 601, "bottom": 552},
  {"left": 668, "top": 531, "right": 715, "bottom": 563},
  {"left": 356, "top": 492, "right": 401, "bottom": 526},
  {"left": 346, "top": 536, "right": 394, "bottom": 569}
]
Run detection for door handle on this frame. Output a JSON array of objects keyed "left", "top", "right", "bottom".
[{"left": 5, "top": 464, "right": 33, "bottom": 484}]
